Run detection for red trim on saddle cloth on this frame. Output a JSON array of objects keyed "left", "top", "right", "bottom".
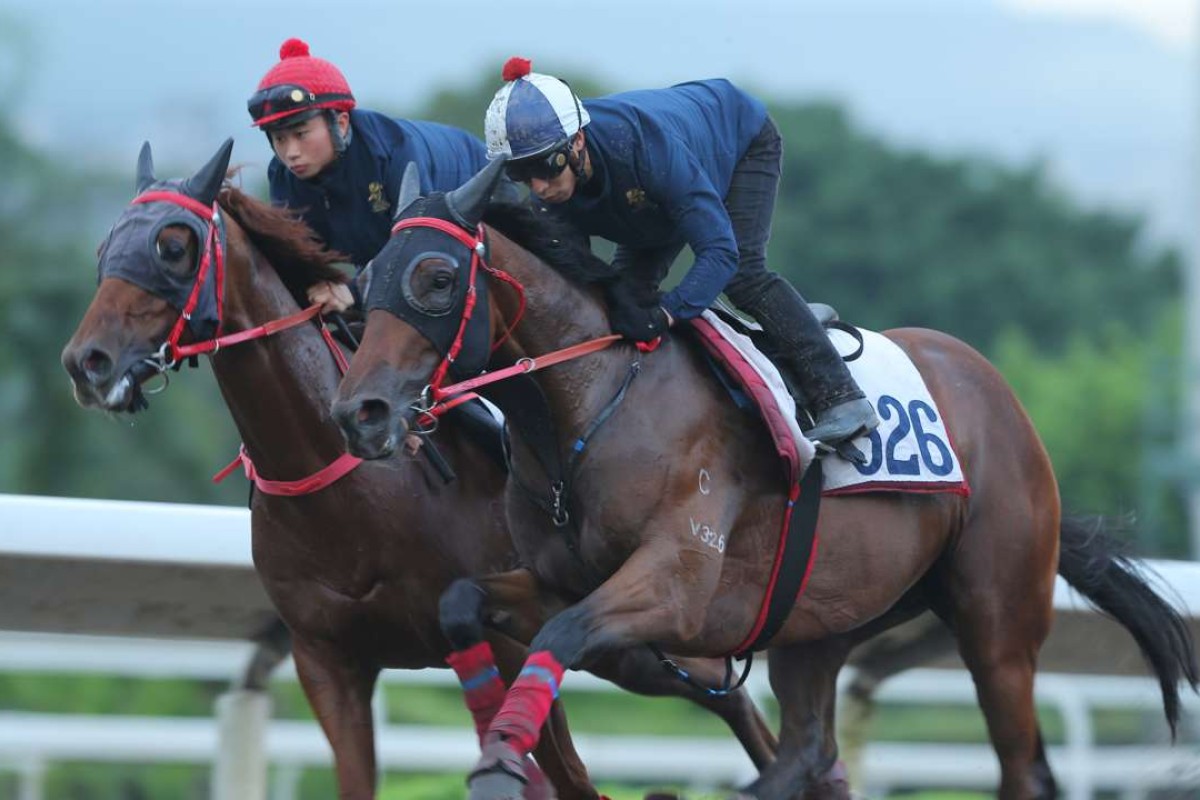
[
  {"left": 446, "top": 642, "right": 508, "bottom": 743},
  {"left": 686, "top": 317, "right": 817, "bottom": 656},
  {"left": 824, "top": 479, "right": 970, "bottom": 497},
  {"left": 687, "top": 319, "right": 802, "bottom": 483},
  {"left": 485, "top": 651, "right": 565, "bottom": 757}
]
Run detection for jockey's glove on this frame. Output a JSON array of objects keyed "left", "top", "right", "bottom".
[{"left": 611, "top": 302, "right": 670, "bottom": 342}]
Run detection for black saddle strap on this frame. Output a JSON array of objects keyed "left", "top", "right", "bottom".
[
  {"left": 826, "top": 320, "right": 865, "bottom": 362},
  {"left": 738, "top": 458, "right": 824, "bottom": 656}
]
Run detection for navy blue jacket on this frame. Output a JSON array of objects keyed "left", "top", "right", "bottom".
[
  {"left": 269, "top": 109, "right": 488, "bottom": 267},
  {"left": 540, "top": 79, "right": 768, "bottom": 320}
]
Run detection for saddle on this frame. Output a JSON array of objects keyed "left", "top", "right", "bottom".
[{"left": 706, "top": 298, "right": 844, "bottom": 419}]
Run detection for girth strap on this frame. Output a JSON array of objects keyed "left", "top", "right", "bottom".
[{"left": 487, "top": 356, "right": 641, "bottom": 564}]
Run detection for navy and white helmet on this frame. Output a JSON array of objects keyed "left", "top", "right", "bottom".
[{"left": 485, "top": 57, "right": 590, "bottom": 161}]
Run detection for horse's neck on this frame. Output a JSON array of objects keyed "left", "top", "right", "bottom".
[
  {"left": 208, "top": 223, "right": 346, "bottom": 479},
  {"left": 491, "top": 237, "right": 635, "bottom": 435}
]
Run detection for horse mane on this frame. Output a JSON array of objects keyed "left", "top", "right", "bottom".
[
  {"left": 217, "top": 185, "right": 349, "bottom": 303},
  {"left": 482, "top": 202, "right": 618, "bottom": 285}
]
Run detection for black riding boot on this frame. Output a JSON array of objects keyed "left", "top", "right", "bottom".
[{"left": 745, "top": 281, "right": 878, "bottom": 446}]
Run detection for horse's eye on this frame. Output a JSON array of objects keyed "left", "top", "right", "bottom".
[
  {"left": 157, "top": 239, "right": 187, "bottom": 262},
  {"left": 432, "top": 273, "right": 453, "bottom": 290}
]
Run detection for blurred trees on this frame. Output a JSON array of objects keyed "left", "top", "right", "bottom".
[
  {"left": 0, "top": 74, "right": 1185, "bottom": 527},
  {"left": 768, "top": 101, "right": 1179, "bottom": 354},
  {"left": 0, "top": 95, "right": 243, "bottom": 505}
]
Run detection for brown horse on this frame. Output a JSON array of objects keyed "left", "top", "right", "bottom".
[
  {"left": 60, "top": 142, "right": 784, "bottom": 799},
  {"left": 332, "top": 160, "right": 1198, "bottom": 800}
]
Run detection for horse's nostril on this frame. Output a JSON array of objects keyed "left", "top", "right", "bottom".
[
  {"left": 82, "top": 348, "right": 114, "bottom": 381},
  {"left": 356, "top": 398, "right": 391, "bottom": 427}
]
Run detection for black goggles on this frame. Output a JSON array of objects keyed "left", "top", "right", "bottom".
[
  {"left": 504, "top": 145, "right": 571, "bottom": 183},
  {"left": 248, "top": 84, "right": 352, "bottom": 124}
]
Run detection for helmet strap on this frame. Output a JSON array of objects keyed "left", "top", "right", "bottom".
[
  {"left": 568, "top": 132, "right": 589, "bottom": 182},
  {"left": 327, "top": 110, "right": 352, "bottom": 155}
]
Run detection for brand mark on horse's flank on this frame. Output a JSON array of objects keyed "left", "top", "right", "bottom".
[
  {"left": 698, "top": 468, "right": 711, "bottom": 495},
  {"left": 689, "top": 516, "right": 725, "bottom": 553},
  {"left": 368, "top": 182, "right": 391, "bottom": 214}
]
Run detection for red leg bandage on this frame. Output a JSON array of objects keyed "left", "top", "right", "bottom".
[
  {"left": 446, "top": 641, "right": 507, "bottom": 743},
  {"left": 485, "top": 651, "right": 565, "bottom": 757}
]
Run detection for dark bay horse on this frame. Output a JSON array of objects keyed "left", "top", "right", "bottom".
[
  {"left": 332, "top": 160, "right": 1198, "bottom": 800},
  {"left": 61, "top": 141, "right": 782, "bottom": 799}
]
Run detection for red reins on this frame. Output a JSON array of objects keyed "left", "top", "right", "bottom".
[
  {"left": 391, "top": 217, "right": 635, "bottom": 420},
  {"left": 130, "top": 190, "right": 360, "bottom": 495}
]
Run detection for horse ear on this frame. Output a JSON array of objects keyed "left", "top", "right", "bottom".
[
  {"left": 136, "top": 141, "right": 156, "bottom": 194},
  {"left": 183, "top": 138, "right": 234, "bottom": 207},
  {"left": 445, "top": 158, "right": 507, "bottom": 229},
  {"left": 393, "top": 161, "right": 421, "bottom": 220}
]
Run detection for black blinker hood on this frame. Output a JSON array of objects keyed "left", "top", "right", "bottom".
[{"left": 364, "top": 193, "right": 492, "bottom": 379}]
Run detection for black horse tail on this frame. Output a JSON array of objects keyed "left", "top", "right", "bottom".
[{"left": 1057, "top": 514, "right": 1199, "bottom": 737}]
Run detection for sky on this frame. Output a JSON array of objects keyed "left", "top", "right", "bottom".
[{"left": 1000, "top": 0, "right": 1195, "bottom": 46}]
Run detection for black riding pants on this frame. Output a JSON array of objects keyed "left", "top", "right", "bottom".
[{"left": 611, "top": 116, "right": 789, "bottom": 312}]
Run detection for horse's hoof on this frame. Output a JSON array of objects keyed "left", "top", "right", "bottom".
[
  {"left": 644, "top": 794, "right": 684, "bottom": 800},
  {"left": 521, "top": 755, "right": 555, "bottom": 800},
  {"left": 469, "top": 770, "right": 526, "bottom": 800},
  {"left": 802, "top": 760, "right": 852, "bottom": 800},
  {"left": 468, "top": 739, "right": 527, "bottom": 800}
]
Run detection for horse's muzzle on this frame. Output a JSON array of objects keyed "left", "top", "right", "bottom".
[
  {"left": 332, "top": 394, "right": 410, "bottom": 460},
  {"left": 61, "top": 340, "right": 140, "bottom": 412}
]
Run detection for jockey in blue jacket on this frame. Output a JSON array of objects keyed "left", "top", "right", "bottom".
[
  {"left": 248, "top": 38, "right": 490, "bottom": 312},
  {"left": 485, "top": 57, "right": 878, "bottom": 449}
]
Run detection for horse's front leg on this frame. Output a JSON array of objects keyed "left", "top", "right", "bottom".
[
  {"left": 440, "top": 570, "right": 598, "bottom": 800},
  {"left": 466, "top": 541, "right": 725, "bottom": 800},
  {"left": 291, "top": 636, "right": 381, "bottom": 800}
]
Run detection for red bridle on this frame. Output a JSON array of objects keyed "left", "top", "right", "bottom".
[
  {"left": 390, "top": 217, "right": 527, "bottom": 402},
  {"left": 131, "top": 191, "right": 349, "bottom": 371},
  {"left": 389, "top": 217, "right": 644, "bottom": 425},
  {"left": 130, "top": 191, "right": 228, "bottom": 368},
  {"left": 129, "top": 190, "right": 358, "bottom": 494}
]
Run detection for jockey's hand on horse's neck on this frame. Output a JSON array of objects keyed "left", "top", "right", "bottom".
[{"left": 307, "top": 280, "right": 354, "bottom": 314}]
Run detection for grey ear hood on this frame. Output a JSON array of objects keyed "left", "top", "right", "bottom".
[
  {"left": 183, "top": 138, "right": 234, "bottom": 207},
  {"left": 97, "top": 178, "right": 225, "bottom": 340},
  {"left": 96, "top": 139, "right": 234, "bottom": 340},
  {"left": 136, "top": 141, "right": 156, "bottom": 194}
]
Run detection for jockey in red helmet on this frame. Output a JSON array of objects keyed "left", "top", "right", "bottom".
[
  {"left": 249, "top": 39, "right": 490, "bottom": 313},
  {"left": 486, "top": 57, "right": 878, "bottom": 450}
]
